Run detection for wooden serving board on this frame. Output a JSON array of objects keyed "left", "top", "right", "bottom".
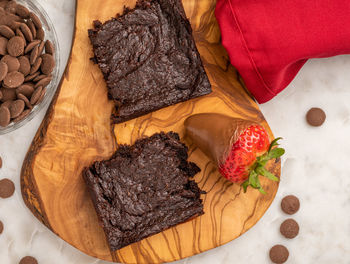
[{"left": 20, "top": 0, "right": 280, "bottom": 263}]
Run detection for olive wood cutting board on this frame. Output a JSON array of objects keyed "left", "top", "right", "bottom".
[{"left": 20, "top": 0, "right": 281, "bottom": 263}]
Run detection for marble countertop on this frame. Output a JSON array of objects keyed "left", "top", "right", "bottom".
[{"left": 1, "top": 0, "right": 350, "bottom": 263}]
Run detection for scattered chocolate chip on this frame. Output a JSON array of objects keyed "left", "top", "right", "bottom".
[
  {"left": 19, "top": 23, "right": 32, "bottom": 42},
  {"left": 34, "top": 75, "right": 51, "bottom": 88},
  {"left": 15, "top": 4, "right": 29, "bottom": 19},
  {"left": 0, "top": 24, "right": 15, "bottom": 38},
  {"left": 17, "top": 93, "right": 32, "bottom": 109},
  {"left": 29, "top": 44, "right": 38, "bottom": 65},
  {"left": 0, "top": 36, "right": 8, "bottom": 55},
  {"left": 19, "top": 256, "right": 38, "bottom": 264},
  {"left": 24, "top": 39, "right": 40, "bottom": 54},
  {"left": 26, "top": 20, "right": 36, "bottom": 39},
  {"left": 7, "top": 35, "right": 24, "bottom": 56},
  {"left": 41, "top": 54, "right": 54, "bottom": 74},
  {"left": 3, "top": 70, "right": 24, "bottom": 88},
  {"left": 0, "top": 61, "right": 8, "bottom": 81},
  {"left": 1, "top": 87, "right": 16, "bottom": 101},
  {"left": 280, "top": 218, "right": 299, "bottom": 239},
  {"left": 24, "top": 71, "right": 39, "bottom": 82},
  {"left": 16, "top": 84, "right": 34, "bottom": 97},
  {"left": 44, "top": 40, "right": 54, "bottom": 55},
  {"left": 1, "top": 55, "right": 20, "bottom": 72},
  {"left": 0, "top": 178, "right": 15, "bottom": 198},
  {"left": 306, "top": 107, "right": 326, "bottom": 127},
  {"left": 13, "top": 108, "right": 29, "bottom": 122},
  {"left": 30, "top": 86, "right": 42, "bottom": 105},
  {"left": 0, "top": 106, "right": 10, "bottom": 127},
  {"left": 9, "top": 99, "right": 24, "bottom": 118},
  {"left": 281, "top": 195, "right": 300, "bottom": 215},
  {"left": 36, "top": 27, "right": 44, "bottom": 41},
  {"left": 0, "top": 220, "right": 3, "bottom": 234},
  {"left": 18, "top": 55, "right": 30, "bottom": 76},
  {"left": 269, "top": 245, "right": 289, "bottom": 264}
]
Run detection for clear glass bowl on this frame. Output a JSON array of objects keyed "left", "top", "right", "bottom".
[{"left": 0, "top": 0, "right": 60, "bottom": 134}]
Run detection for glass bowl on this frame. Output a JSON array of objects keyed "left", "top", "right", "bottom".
[{"left": 0, "top": 0, "right": 60, "bottom": 134}]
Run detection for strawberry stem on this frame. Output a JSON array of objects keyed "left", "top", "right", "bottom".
[{"left": 242, "top": 138, "right": 284, "bottom": 194}]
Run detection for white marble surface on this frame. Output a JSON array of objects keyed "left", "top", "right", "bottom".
[{"left": 1, "top": 0, "right": 350, "bottom": 263}]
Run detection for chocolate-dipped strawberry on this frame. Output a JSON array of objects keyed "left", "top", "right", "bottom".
[{"left": 184, "top": 113, "right": 284, "bottom": 193}]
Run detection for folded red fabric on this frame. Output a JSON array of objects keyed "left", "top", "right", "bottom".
[{"left": 215, "top": 0, "right": 350, "bottom": 103}]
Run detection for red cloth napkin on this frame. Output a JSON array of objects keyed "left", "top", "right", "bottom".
[{"left": 215, "top": 0, "right": 350, "bottom": 103}]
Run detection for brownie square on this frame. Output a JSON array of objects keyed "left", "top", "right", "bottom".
[
  {"left": 83, "top": 132, "right": 204, "bottom": 251},
  {"left": 88, "top": 0, "right": 212, "bottom": 123}
]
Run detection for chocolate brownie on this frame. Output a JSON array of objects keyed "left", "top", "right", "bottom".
[
  {"left": 88, "top": 0, "right": 212, "bottom": 123},
  {"left": 83, "top": 132, "right": 204, "bottom": 251}
]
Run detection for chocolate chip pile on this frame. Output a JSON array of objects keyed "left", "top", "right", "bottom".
[
  {"left": 269, "top": 195, "right": 301, "bottom": 263},
  {"left": 0, "top": 0, "right": 55, "bottom": 128}
]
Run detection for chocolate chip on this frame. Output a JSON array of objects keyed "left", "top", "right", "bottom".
[
  {"left": 29, "top": 12, "right": 41, "bottom": 29},
  {"left": 1, "top": 100, "right": 13, "bottom": 108},
  {"left": 0, "top": 220, "right": 3, "bottom": 234},
  {"left": 15, "top": 4, "right": 29, "bottom": 19},
  {"left": 306, "top": 107, "right": 326, "bottom": 127},
  {"left": 0, "top": 36, "right": 8, "bottom": 55},
  {"left": 37, "top": 40, "right": 44, "bottom": 56},
  {"left": 35, "top": 87, "right": 46, "bottom": 105},
  {"left": 45, "top": 40, "right": 54, "bottom": 55},
  {"left": 269, "top": 245, "right": 289, "bottom": 264},
  {"left": 15, "top": 27, "right": 26, "bottom": 45},
  {"left": 36, "top": 27, "right": 44, "bottom": 41},
  {"left": 281, "top": 195, "right": 300, "bottom": 215},
  {"left": 34, "top": 75, "right": 51, "bottom": 88},
  {"left": 29, "top": 44, "right": 38, "bottom": 65},
  {"left": 280, "top": 218, "right": 299, "bottom": 239},
  {"left": 24, "top": 71, "right": 39, "bottom": 82},
  {"left": 7, "top": 35, "right": 24, "bottom": 56},
  {"left": 19, "top": 23, "right": 32, "bottom": 42},
  {"left": 0, "top": 178, "right": 15, "bottom": 198},
  {"left": 3, "top": 71, "right": 24, "bottom": 88},
  {"left": 1, "top": 55, "right": 20, "bottom": 72},
  {"left": 29, "top": 57, "right": 41, "bottom": 75},
  {"left": 0, "top": 24, "right": 15, "bottom": 38},
  {"left": 0, "top": 156, "right": 2, "bottom": 168},
  {"left": 19, "top": 256, "right": 38, "bottom": 264},
  {"left": 0, "top": 61, "right": 8, "bottom": 81},
  {"left": 9, "top": 99, "right": 24, "bottom": 118},
  {"left": 18, "top": 55, "right": 30, "bottom": 76},
  {"left": 13, "top": 108, "right": 29, "bottom": 122},
  {"left": 26, "top": 20, "right": 36, "bottom": 39},
  {"left": 41, "top": 54, "right": 54, "bottom": 74},
  {"left": 5, "top": 1, "right": 17, "bottom": 14},
  {"left": 17, "top": 93, "right": 32, "bottom": 109},
  {"left": 30, "top": 86, "right": 42, "bottom": 105},
  {"left": 16, "top": 84, "right": 34, "bottom": 98},
  {"left": 0, "top": 106, "right": 10, "bottom": 127},
  {"left": 0, "top": 87, "right": 16, "bottom": 101},
  {"left": 24, "top": 39, "right": 40, "bottom": 54},
  {"left": 33, "top": 74, "right": 48, "bottom": 82}
]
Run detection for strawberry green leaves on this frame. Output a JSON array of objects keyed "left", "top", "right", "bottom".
[{"left": 242, "top": 138, "right": 285, "bottom": 194}]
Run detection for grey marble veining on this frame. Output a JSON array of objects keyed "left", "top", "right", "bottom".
[{"left": 1, "top": 0, "right": 350, "bottom": 263}]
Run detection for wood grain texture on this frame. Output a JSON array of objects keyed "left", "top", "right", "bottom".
[{"left": 20, "top": 0, "right": 280, "bottom": 263}]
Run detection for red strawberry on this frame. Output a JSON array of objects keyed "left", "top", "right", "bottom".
[{"left": 185, "top": 113, "right": 284, "bottom": 194}]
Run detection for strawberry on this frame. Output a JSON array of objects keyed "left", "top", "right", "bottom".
[{"left": 185, "top": 113, "right": 284, "bottom": 194}]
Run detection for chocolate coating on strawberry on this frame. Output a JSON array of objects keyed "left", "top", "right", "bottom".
[{"left": 185, "top": 113, "right": 284, "bottom": 193}]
